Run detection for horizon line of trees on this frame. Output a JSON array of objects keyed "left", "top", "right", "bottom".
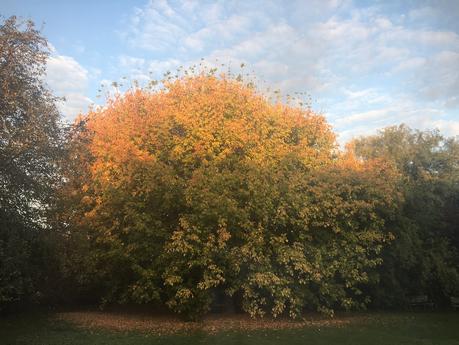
[{"left": 1, "top": 16, "right": 458, "bottom": 320}]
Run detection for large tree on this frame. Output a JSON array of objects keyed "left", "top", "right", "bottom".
[
  {"left": 0, "top": 16, "right": 64, "bottom": 310},
  {"left": 352, "top": 125, "right": 459, "bottom": 307},
  {"left": 65, "top": 74, "right": 399, "bottom": 319}
]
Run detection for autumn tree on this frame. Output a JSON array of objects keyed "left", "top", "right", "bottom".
[
  {"left": 66, "top": 73, "right": 399, "bottom": 320},
  {"left": 0, "top": 16, "right": 64, "bottom": 311}
]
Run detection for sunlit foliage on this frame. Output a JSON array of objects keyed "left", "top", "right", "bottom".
[{"left": 64, "top": 73, "right": 399, "bottom": 319}]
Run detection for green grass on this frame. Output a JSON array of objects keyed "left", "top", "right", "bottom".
[{"left": 1, "top": 311, "right": 459, "bottom": 345}]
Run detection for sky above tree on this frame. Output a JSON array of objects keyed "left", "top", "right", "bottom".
[{"left": 2, "top": 0, "right": 459, "bottom": 143}]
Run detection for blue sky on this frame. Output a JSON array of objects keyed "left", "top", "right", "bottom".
[{"left": 2, "top": 0, "right": 459, "bottom": 143}]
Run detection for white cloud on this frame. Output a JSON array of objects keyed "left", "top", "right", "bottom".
[
  {"left": 410, "top": 2, "right": 459, "bottom": 31},
  {"left": 335, "top": 108, "right": 390, "bottom": 127},
  {"left": 121, "top": 0, "right": 254, "bottom": 54},
  {"left": 116, "top": 55, "right": 181, "bottom": 83},
  {"left": 332, "top": 99, "right": 455, "bottom": 145},
  {"left": 415, "top": 51, "right": 459, "bottom": 107},
  {"left": 116, "top": 0, "right": 459, "bottom": 143},
  {"left": 46, "top": 54, "right": 92, "bottom": 121},
  {"left": 428, "top": 119, "right": 459, "bottom": 137},
  {"left": 392, "top": 57, "right": 426, "bottom": 73}
]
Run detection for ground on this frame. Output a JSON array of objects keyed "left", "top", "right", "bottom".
[{"left": 1, "top": 310, "right": 458, "bottom": 345}]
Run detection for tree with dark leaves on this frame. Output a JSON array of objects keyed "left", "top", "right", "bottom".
[
  {"left": 0, "top": 16, "right": 64, "bottom": 311},
  {"left": 352, "top": 125, "right": 459, "bottom": 308}
]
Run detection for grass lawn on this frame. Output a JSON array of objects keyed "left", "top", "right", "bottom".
[{"left": 1, "top": 311, "right": 459, "bottom": 345}]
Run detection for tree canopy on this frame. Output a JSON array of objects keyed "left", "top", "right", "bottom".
[
  {"left": 0, "top": 16, "right": 64, "bottom": 310},
  {"left": 351, "top": 125, "right": 459, "bottom": 307},
  {"left": 62, "top": 75, "right": 400, "bottom": 319}
]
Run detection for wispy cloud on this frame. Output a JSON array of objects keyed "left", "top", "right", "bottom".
[
  {"left": 114, "top": 0, "right": 459, "bottom": 142},
  {"left": 121, "top": 0, "right": 255, "bottom": 55},
  {"left": 46, "top": 54, "right": 92, "bottom": 121}
]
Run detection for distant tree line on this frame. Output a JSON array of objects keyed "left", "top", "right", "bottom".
[{"left": 1, "top": 16, "right": 458, "bottom": 320}]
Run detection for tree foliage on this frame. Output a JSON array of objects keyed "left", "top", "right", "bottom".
[
  {"left": 64, "top": 75, "right": 399, "bottom": 319},
  {"left": 351, "top": 125, "right": 459, "bottom": 306},
  {"left": 0, "top": 16, "right": 64, "bottom": 310}
]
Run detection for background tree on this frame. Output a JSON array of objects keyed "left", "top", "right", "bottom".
[
  {"left": 352, "top": 125, "right": 459, "bottom": 307},
  {"left": 0, "top": 16, "right": 64, "bottom": 311}
]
